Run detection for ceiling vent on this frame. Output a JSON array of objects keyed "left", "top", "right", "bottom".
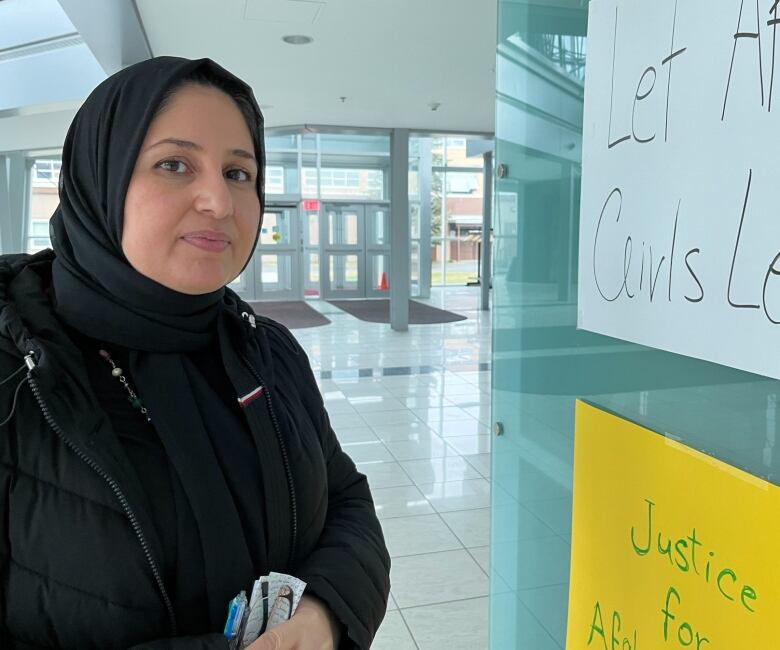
[{"left": 0, "top": 33, "right": 83, "bottom": 63}]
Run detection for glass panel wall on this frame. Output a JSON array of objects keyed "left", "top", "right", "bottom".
[
  {"left": 491, "top": 3, "right": 779, "bottom": 650},
  {"left": 409, "top": 135, "right": 490, "bottom": 294},
  {"left": 27, "top": 158, "right": 60, "bottom": 253}
]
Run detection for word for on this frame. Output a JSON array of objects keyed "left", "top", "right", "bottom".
[{"left": 661, "top": 587, "right": 710, "bottom": 649}]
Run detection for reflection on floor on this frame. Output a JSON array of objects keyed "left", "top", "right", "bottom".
[{"left": 293, "top": 287, "right": 492, "bottom": 650}]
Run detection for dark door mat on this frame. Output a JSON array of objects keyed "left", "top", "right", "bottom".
[
  {"left": 248, "top": 301, "right": 331, "bottom": 329},
  {"left": 327, "top": 299, "right": 467, "bottom": 324}
]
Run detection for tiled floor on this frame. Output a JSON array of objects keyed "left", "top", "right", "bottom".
[{"left": 289, "top": 288, "right": 492, "bottom": 650}]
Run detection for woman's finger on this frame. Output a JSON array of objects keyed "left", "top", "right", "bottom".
[
  {"left": 247, "top": 620, "right": 296, "bottom": 650},
  {"left": 247, "top": 627, "right": 284, "bottom": 650}
]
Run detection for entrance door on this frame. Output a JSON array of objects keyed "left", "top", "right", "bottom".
[
  {"left": 301, "top": 208, "right": 321, "bottom": 297},
  {"left": 320, "top": 203, "right": 391, "bottom": 299},
  {"left": 321, "top": 204, "right": 364, "bottom": 299},
  {"left": 254, "top": 207, "right": 301, "bottom": 300},
  {"left": 364, "top": 205, "right": 391, "bottom": 298}
]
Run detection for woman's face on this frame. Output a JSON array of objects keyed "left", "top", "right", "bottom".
[{"left": 122, "top": 84, "right": 261, "bottom": 295}]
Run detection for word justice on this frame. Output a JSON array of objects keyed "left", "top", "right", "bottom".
[{"left": 630, "top": 498, "right": 758, "bottom": 613}]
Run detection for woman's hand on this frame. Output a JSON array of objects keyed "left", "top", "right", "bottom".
[{"left": 246, "top": 594, "right": 341, "bottom": 650}]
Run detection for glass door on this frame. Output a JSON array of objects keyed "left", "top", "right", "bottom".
[
  {"left": 320, "top": 203, "right": 364, "bottom": 299},
  {"left": 365, "top": 205, "right": 391, "bottom": 297},
  {"left": 254, "top": 207, "right": 301, "bottom": 300},
  {"left": 301, "top": 208, "right": 321, "bottom": 298}
]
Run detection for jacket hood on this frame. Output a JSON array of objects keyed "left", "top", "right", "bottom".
[{"left": 0, "top": 250, "right": 58, "bottom": 363}]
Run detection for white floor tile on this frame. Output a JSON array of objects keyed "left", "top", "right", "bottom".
[
  {"left": 410, "top": 406, "right": 477, "bottom": 423},
  {"left": 418, "top": 478, "right": 491, "bottom": 513},
  {"left": 468, "top": 546, "right": 489, "bottom": 574},
  {"left": 384, "top": 435, "right": 459, "bottom": 462},
  {"left": 402, "top": 597, "right": 489, "bottom": 650},
  {"left": 371, "top": 611, "right": 416, "bottom": 650},
  {"left": 462, "top": 453, "right": 491, "bottom": 478},
  {"left": 361, "top": 409, "right": 425, "bottom": 427},
  {"left": 349, "top": 396, "right": 409, "bottom": 412},
  {"left": 461, "top": 405, "right": 491, "bottom": 425},
  {"left": 322, "top": 399, "right": 357, "bottom": 414},
  {"left": 391, "top": 550, "right": 489, "bottom": 608},
  {"left": 386, "top": 385, "right": 443, "bottom": 398},
  {"left": 400, "top": 456, "right": 483, "bottom": 485},
  {"left": 329, "top": 411, "right": 368, "bottom": 429},
  {"left": 380, "top": 514, "right": 462, "bottom": 558},
  {"left": 446, "top": 393, "right": 491, "bottom": 407},
  {"left": 336, "top": 383, "right": 396, "bottom": 399},
  {"left": 371, "top": 421, "right": 436, "bottom": 442},
  {"left": 342, "top": 440, "right": 394, "bottom": 463},
  {"left": 444, "top": 435, "right": 492, "bottom": 456},
  {"left": 386, "top": 592, "right": 398, "bottom": 611},
  {"left": 373, "top": 485, "right": 435, "bottom": 520},
  {"left": 438, "top": 384, "right": 485, "bottom": 397},
  {"left": 357, "top": 461, "right": 414, "bottom": 489},
  {"left": 400, "top": 395, "right": 456, "bottom": 409},
  {"left": 441, "top": 508, "right": 490, "bottom": 547},
  {"left": 336, "top": 427, "right": 379, "bottom": 444},
  {"left": 430, "top": 419, "right": 489, "bottom": 437}
]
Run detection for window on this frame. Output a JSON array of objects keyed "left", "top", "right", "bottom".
[
  {"left": 301, "top": 167, "right": 384, "bottom": 200},
  {"left": 446, "top": 173, "right": 479, "bottom": 194},
  {"left": 32, "top": 160, "right": 61, "bottom": 187},
  {"left": 27, "top": 158, "right": 62, "bottom": 253},
  {"left": 265, "top": 166, "right": 285, "bottom": 194}
]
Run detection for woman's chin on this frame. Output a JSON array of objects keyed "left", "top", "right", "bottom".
[{"left": 154, "top": 271, "right": 229, "bottom": 295}]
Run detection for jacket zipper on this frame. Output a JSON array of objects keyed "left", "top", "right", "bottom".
[
  {"left": 23, "top": 352, "right": 178, "bottom": 635},
  {"left": 239, "top": 354, "right": 298, "bottom": 567}
]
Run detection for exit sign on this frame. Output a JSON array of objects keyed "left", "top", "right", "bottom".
[{"left": 302, "top": 199, "right": 321, "bottom": 211}]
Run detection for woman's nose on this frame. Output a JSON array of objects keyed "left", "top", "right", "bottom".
[{"left": 192, "top": 170, "right": 233, "bottom": 219}]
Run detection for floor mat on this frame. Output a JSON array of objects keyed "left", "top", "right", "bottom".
[
  {"left": 327, "top": 299, "right": 467, "bottom": 324},
  {"left": 248, "top": 301, "right": 331, "bottom": 329}
]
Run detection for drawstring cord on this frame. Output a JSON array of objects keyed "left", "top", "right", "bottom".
[
  {"left": 0, "top": 364, "right": 28, "bottom": 427},
  {"left": 0, "top": 363, "right": 25, "bottom": 388}
]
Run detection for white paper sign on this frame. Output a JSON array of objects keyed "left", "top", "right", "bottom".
[{"left": 578, "top": 0, "right": 780, "bottom": 380}]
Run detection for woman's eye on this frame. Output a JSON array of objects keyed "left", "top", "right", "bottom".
[
  {"left": 226, "top": 168, "right": 252, "bottom": 182},
  {"left": 158, "top": 160, "right": 188, "bottom": 174}
]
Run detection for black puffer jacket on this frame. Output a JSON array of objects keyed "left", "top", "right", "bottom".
[{"left": 0, "top": 251, "right": 390, "bottom": 650}]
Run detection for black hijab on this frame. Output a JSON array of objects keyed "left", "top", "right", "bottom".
[
  {"left": 50, "top": 56, "right": 264, "bottom": 350},
  {"left": 48, "top": 57, "right": 279, "bottom": 632}
]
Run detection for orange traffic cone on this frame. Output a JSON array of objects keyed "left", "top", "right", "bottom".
[{"left": 379, "top": 272, "right": 389, "bottom": 291}]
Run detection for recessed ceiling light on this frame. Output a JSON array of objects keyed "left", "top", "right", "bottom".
[{"left": 282, "top": 35, "right": 313, "bottom": 45}]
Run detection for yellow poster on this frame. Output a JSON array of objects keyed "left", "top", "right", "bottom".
[{"left": 566, "top": 401, "right": 780, "bottom": 649}]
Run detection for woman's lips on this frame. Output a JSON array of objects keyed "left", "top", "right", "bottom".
[{"left": 181, "top": 231, "right": 230, "bottom": 252}]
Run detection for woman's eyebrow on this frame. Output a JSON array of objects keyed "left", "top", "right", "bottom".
[{"left": 146, "top": 138, "right": 257, "bottom": 164}]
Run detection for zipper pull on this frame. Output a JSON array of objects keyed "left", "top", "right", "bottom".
[
  {"left": 24, "top": 351, "right": 37, "bottom": 371},
  {"left": 241, "top": 311, "right": 257, "bottom": 329}
]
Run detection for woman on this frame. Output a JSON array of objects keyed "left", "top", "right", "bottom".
[{"left": 0, "top": 57, "right": 390, "bottom": 649}]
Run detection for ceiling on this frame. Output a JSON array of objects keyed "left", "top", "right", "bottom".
[{"left": 134, "top": 0, "right": 498, "bottom": 133}]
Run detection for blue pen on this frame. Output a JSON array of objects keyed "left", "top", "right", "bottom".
[{"left": 224, "top": 591, "right": 247, "bottom": 639}]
